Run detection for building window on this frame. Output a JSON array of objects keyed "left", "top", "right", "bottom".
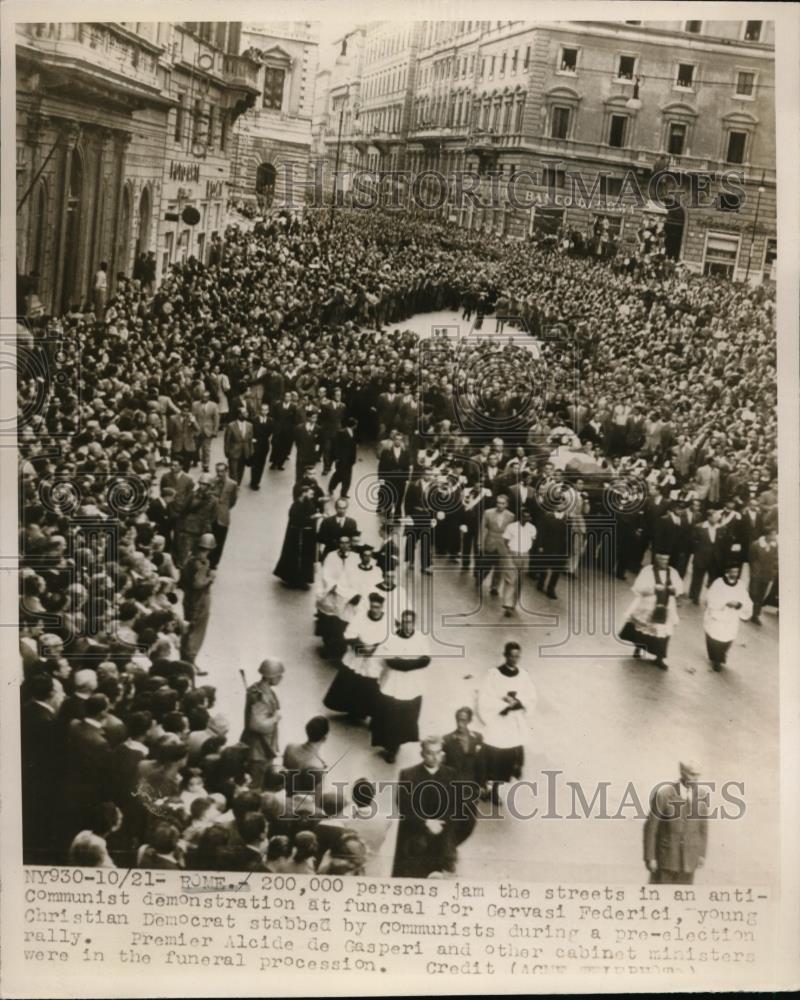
[
  {"left": 524, "top": 46, "right": 530, "bottom": 69},
  {"left": 684, "top": 21, "right": 702, "bottom": 33},
  {"left": 207, "top": 105, "right": 215, "bottom": 150},
  {"left": 617, "top": 55, "right": 637, "bottom": 80},
  {"left": 726, "top": 130, "right": 748, "bottom": 164},
  {"left": 263, "top": 67, "right": 285, "bottom": 110},
  {"left": 220, "top": 112, "right": 228, "bottom": 151},
  {"left": 174, "top": 94, "right": 185, "bottom": 142},
  {"left": 718, "top": 191, "right": 742, "bottom": 212},
  {"left": 512, "top": 49, "right": 518, "bottom": 72},
  {"left": 736, "top": 71, "right": 756, "bottom": 96},
  {"left": 744, "top": 20, "right": 762, "bottom": 41},
  {"left": 600, "top": 175, "right": 623, "bottom": 198},
  {"left": 550, "top": 105, "right": 571, "bottom": 139},
  {"left": 763, "top": 237, "right": 777, "bottom": 281},
  {"left": 703, "top": 232, "right": 740, "bottom": 278},
  {"left": 490, "top": 55, "right": 496, "bottom": 76},
  {"left": 608, "top": 114, "right": 628, "bottom": 147},
  {"left": 543, "top": 165, "right": 566, "bottom": 188},
  {"left": 514, "top": 95, "right": 525, "bottom": 131},
  {"left": 559, "top": 47, "right": 578, "bottom": 73},
  {"left": 667, "top": 121, "right": 687, "bottom": 155},
  {"left": 676, "top": 63, "right": 695, "bottom": 89}
]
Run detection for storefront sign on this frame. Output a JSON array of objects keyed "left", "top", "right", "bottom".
[{"left": 169, "top": 160, "right": 201, "bottom": 183}]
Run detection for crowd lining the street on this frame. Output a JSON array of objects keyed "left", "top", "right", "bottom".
[{"left": 19, "top": 206, "right": 778, "bottom": 877}]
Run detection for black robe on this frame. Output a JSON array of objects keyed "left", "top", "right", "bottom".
[
  {"left": 392, "top": 762, "right": 458, "bottom": 878},
  {"left": 273, "top": 499, "right": 317, "bottom": 587}
]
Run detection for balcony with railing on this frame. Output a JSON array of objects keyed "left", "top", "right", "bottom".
[
  {"left": 17, "top": 21, "right": 164, "bottom": 94},
  {"left": 221, "top": 53, "right": 260, "bottom": 92}
]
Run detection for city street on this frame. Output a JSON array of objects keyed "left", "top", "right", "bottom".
[{"left": 199, "top": 310, "right": 780, "bottom": 886}]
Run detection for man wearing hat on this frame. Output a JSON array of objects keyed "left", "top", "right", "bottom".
[
  {"left": 179, "top": 533, "right": 217, "bottom": 672},
  {"left": 643, "top": 761, "right": 708, "bottom": 884},
  {"left": 241, "top": 659, "right": 285, "bottom": 789}
]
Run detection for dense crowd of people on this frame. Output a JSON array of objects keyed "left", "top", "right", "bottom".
[{"left": 18, "top": 203, "right": 778, "bottom": 875}]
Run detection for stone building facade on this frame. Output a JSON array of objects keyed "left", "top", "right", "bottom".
[
  {"left": 319, "top": 19, "right": 776, "bottom": 282},
  {"left": 228, "top": 22, "right": 319, "bottom": 211},
  {"left": 16, "top": 20, "right": 261, "bottom": 316}
]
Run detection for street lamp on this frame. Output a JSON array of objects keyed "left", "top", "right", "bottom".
[
  {"left": 328, "top": 39, "right": 351, "bottom": 236},
  {"left": 744, "top": 170, "right": 766, "bottom": 284}
]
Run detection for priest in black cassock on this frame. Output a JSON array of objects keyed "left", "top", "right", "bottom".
[
  {"left": 273, "top": 485, "right": 320, "bottom": 589},
  {"left": 392, "top": 738, "right": 458, "bottom": 878}
]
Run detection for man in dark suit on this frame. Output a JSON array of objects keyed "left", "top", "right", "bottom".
[
  {"left": 270, "top": 394, "right": 297, "bottom": 470},
  {"left": 376, "top": 382, "right": 400, "bottom": 440},
  {"left": 535, "top": 507, "right": 570, "bottom": 599},
  {"left": 223, "top": 406, "right": 254, "bottom": 485},
  {"left": 507, "top": 470, "right": 537, "bottom": 519},
  {"left": 377, "top": 431, "right": 411, "bottom": 518},
  {"left": 404, "top": 468, "right": 437, "bottom": 574},
  {"left": 317, "top": 498, "right": 359, "bottom": 559},
  {"left": 688, "top": 506, "right": 728, "bottom": 604},
  {"left": 740, "top": 497, "right": 765, "bottom": 563},
  {"left": 329, "top": 418, "right": 358, "bottom": 499},
  {"left": 62, "top": 694, "right": 113, "bottom": 844},
  {"left": 21, "top": 673, "right": 64, "bottom": 863},
  {"left": 293, "top": 411, "right": 321, "bottom": 482},
  {"left": 147, "top": 486, "right": 177, "bottom": 551},
  {"left": 319, "top": 387, "right": 347, "bottom": 475},
  {"left": 654, "top": 499, "right": 694, "bottom": 579},
  {"left": 249, "top": 403, "right": 274, "bottom": 490},
  {"left": 643, "top": 760, "right": 708, "bottom": 884},
  {"left": 393, "top": 738, "right": 457, "bottom": 878}
]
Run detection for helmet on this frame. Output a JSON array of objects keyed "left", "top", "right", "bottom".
[{"left": 197, "top": 533, "right": 216, "bottom": 550}]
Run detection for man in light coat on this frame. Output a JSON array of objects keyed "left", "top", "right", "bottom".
[
  {"left": 224, "top": 406, "right": 254, "bottom": 485},
  {"left": 643, "top": 761, "right": 708, "bottom": 884},
  {"left": 192, "top": 389, "right": 220, "bottom": 473},
  {"left": 241, "top": 659, "right": 284, "bottom": 789}
]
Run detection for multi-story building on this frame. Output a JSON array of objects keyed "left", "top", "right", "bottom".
[
  {"left": 15, "top": 20, "right": 261, "bottom": 315},
  {"left": 318, "top": 19, "right": 777, "bottom": 282},
  {"left": 228, "top": 21, "right": 319, "bottom": 210},
  {"left": 158, "top": 23, "right": 260, "bottom": 276}
]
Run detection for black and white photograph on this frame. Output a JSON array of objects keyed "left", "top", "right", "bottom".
[{"left": 2, "top": 2, "right": 799, "bottom": 995}]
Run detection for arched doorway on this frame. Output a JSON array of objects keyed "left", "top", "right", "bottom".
[
  {"left": 256, "top": 162, "right": 277, "bottom": 209},
  {"left": 60, "top": 153, "right": 84, "bottom": 313},
  {"left": 136, "top": 186, "right": 151, "bottom": 258},
  {"left": 664, "top": 205, "right": 685, "bottom": 260}
]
